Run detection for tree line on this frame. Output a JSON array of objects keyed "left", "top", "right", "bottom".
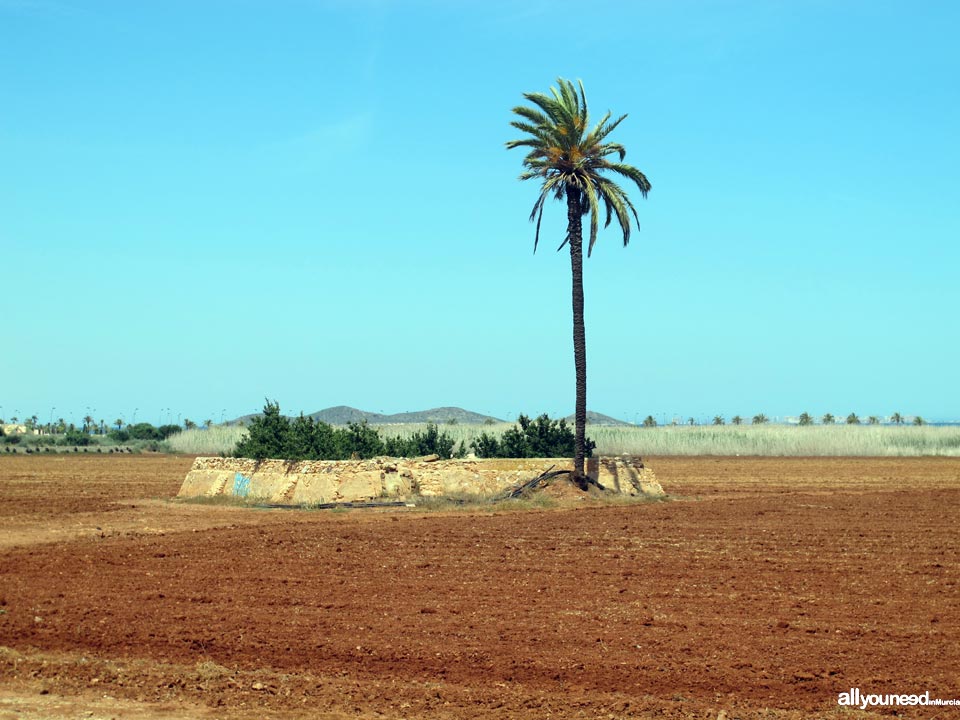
[{"left": 637, "top": 412, "right": 926, "bottom": 427}]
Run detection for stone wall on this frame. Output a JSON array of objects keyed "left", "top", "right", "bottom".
[{"left": 177, "top": 456, "right": 664, "bottom": 504}]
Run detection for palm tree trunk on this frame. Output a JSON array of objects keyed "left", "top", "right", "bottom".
[{"left": 566, "top": 187, "right": 588, "bottom": 488}]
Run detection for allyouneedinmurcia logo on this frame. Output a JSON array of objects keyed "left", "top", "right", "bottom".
[{"left": 838, "top": 688, "right": 959, "bottom": 710}]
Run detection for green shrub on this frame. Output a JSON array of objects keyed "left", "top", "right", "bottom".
[
  {"left": 60, "top": 429, "right": 90, "bottom": 446},
  {"left": 232, "top": 401, "right": 461, "bottom": 461},
  {"left": 157, "top": 424, "right": 182, "bottom": 439},
  {"left": 108, "top": 429, "right": 131, "bottom": 443},
  {"left": 234, "top": 400, "right": 291, "bottom": 460},
  {"left": 126, "top": 423, "right": 161, "bottom": 440},
  {"left": 383, "top": 423, "right": 456, "bottom": 458},
  {"left": 471, "top": 414, "right": 594, "bottom": 458}
]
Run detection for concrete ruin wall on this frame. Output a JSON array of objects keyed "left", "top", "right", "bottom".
[{"left": 177, "top": 456, "right": 664, "bottom": 504}]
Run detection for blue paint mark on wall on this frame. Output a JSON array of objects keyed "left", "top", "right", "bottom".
[{"left": 233, "top": 472, "right": 251, "bottom": 497}]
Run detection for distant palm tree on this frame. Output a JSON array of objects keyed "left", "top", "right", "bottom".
[
  {"left": 798, "top": 412, "right": 813, "bottom": 426},
  {"left": 713, "top": 415, "right": 725, "bottom": 426},
  {"left": 687, "top": 417, "right": 696, "bottom": 426},
  {"left": 846, "top": 413, "right": 860, "bottom": 425},
  {"left": 642, "top": 415, "right": 657, "bottom": 428},
  {"left": 204, "top": 419, "right": 213, "bottom": 429},
  {"left": 913, "top": 416, "right": 925, "bottom": 426},
  {"left": 867, "top": 416, "right": 880, "bottom": 425},
  {"left": 891, "top": 412, "right": 904, "bottom": 425},
  {"left": 183, "top": 418, "right": 197, "bottom": 430},
  {"left": 752, "top": 414, "right": 769, "bottom": 425},
  {"left": 508, "top": 78, "right": 650, "bottom": 486},
  {"left": 822, "top": 413, "right": 835, "bottom": 425},
  {"left": 82, "top": 415, "right": 94, "bottom": 434},
  {"left": 114, "top": 419, "right": 124, "bottom": 431},
  {"left": 731, "top": 415, "right": 743, "bottom": 425}
]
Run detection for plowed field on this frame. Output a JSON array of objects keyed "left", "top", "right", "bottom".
[{"left": 1, "top": 455, "right": 958, "bottom": 719}]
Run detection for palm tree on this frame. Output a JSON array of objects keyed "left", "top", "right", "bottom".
[
  {"left": 713, "top": 415, "right": 725, "bottom": 426},
  {"left": 82, "top": 415, "right": 94, "bottom": 434},
  {"left": 752, "top": 413, "right": 769, "bottom": 425},
  {"left": 687, "top": 417, "right": 696, "bottom": 426},
  {"left": 798, "top": 412, "right": 813, "bottom": 426},
  {"left": 114, "top": 419, "right": 124, "bottom": 431},
  {"left": 204, "top": 419, "right": 213, "bottom": 429},
  {"left": 508, "top": 78, "right": 650, "bottom": 486},
  {"left": 642, "top": 415, "right": 657, "bottom": 428},
  {"left": 822, "top": 413, "right": 835, "bottom": 425},
  {"left": 913, "top": 416, "right": 925, "bottom": 426},
  {"left": 731, "top": 415, "right": 743, "bottom": 425},
  {"left": 891, "top": 412, "right": 904, "bottom": 425},
  {"left": 867, "top": 416, "right": 880, "bottom": 425},
  {"left": 846, "top": 413, "right": 861, "bottom": 425}
]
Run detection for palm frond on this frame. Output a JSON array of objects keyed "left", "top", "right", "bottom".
[
  {"left": 511, "top": 105, "right": 551, "bottom": 127},
  {"left": 582, "top": 177, "right": 601, "bottom": 255},
  {"left": 585, "top": 113, "right": 627, "bottom": 148},
  {"left": 602, "top": 162, "right": 652, "bottom": 197},
  {"left": 595, "top": 178, "right": 634, "bottom": 250},
  {"left": 507, "top": 77, "right": 650, "bottom": 256}
]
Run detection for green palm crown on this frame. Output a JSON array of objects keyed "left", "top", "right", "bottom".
[{"left": 505, "top": 77, "right": 651, "bottom": 256}]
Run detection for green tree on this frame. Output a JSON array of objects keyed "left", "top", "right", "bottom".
[
  {"left": 687, "top": 417, "right": 696, "bottom": 426},
  {"left": 471, "top": 414, "right": 591, "bottom": 459},
  {"left": 114, "top": 418, "right": 124, "bottom": 431},
  {"left": 867, "top": 416, "right": 880, "bottom": 425},
  {"left": 642, "top": 415, "right": 657, "bottom": 428},
  {"left": 891, "top": 412, "right": 904, "bottom": 425},
  {"left": 183, "top": 418, "right": 197, "bottom": 430},
  {"left": 712, "top": 415, "right": 725, "bottom": 426},
  {"left": 82, "top": 415, "right": 94, "bottom": 434},
  {"left": 204, "top": 419, "right": 212, "bottom": 429},
  {"left": 507, "top": 78, "right": 650, "bottom": 487},
  {"left": 913, "top": 416, "right": 925, "bottom": 426},
  {"left": 234, "top": 400, "right": 290, "bottom": 460},
  {"left": 731, "top": 415, "right": 743, "bottom": 425},
  {"left": 798, "top": 412, "right": 813, "bottom": 426},
  {"left": 822, "top": 413, "right": 835, "bottom": 425},
  {"left": 846, "top": 413, "right": 861, "bottom": 425},
  {"left": 752, "top": 414, "right": 769, "bottom": 425}
]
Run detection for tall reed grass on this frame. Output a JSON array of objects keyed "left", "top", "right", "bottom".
[
  {"left": 166, "top": 422, "right": 960, "bottom": 457},
  {"left": 166, "top": 425, "right": 249, "bottom": 454}
]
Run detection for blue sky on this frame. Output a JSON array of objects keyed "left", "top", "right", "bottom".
[{"left": 2, "top": 0, "right": 958, "bottom": 426}]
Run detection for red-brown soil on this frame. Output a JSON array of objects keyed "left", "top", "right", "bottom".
[{"left": 1, "top": 454, "right": 958, "bottom": 719}]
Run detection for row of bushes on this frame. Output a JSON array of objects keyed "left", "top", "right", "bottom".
[
  {"left": 233, "top": 402, "right": 590, "bottom": 461},
  {"left": 107, "top": 423, "right": 182, "bottom": 442},
  {"left": 470, "top": 413, "right": 594, "bottom": 458},
  {"left": 234, "top": 402, "right": 467, "bottom": 461}
]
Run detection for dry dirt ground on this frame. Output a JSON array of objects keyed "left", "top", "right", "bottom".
[{"left": 0, "top": 454, "right": 958, "bottom": 719}]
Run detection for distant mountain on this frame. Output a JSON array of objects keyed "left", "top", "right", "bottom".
[
  {"left": 309, "top": 406, "right": 389, "bottom": 425},
  {"left": 562, "top": 411, "right": 633, "bottom": 426},
  {"left": 358, "top": 406, "right": 505, "bottom": 425},
  {"left": 233, "top": 405, "right": 504, "bottom": 426}
]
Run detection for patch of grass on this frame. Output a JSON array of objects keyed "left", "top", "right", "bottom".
[{"left": 174, "top": 494, "right": 271, "bottom": 508}]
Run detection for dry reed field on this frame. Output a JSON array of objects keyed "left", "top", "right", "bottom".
[{"left": 167, "top": 422, "right": 960, "bottom": 457}]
